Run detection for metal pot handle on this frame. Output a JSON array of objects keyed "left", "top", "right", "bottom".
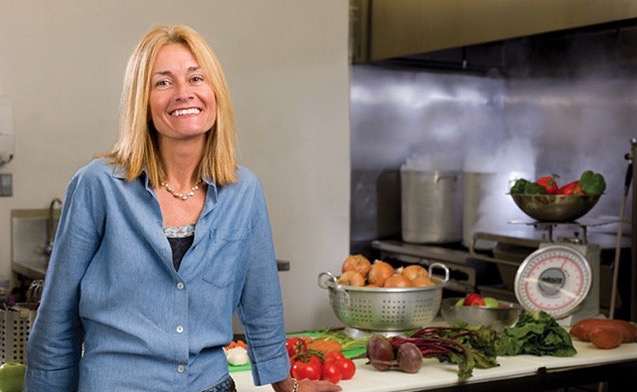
[
  {"left": 318, "top": 271, "right": 352, "bottom": 308},
  {"left": 428, "top": 262, "right": 450, "bottom": 283},
  {"left": 318, "top": 271, "right": 339, "bottom": 289}
]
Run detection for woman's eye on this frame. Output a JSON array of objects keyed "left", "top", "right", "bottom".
[
  {"left": 191, "top": 75, "right": 204, "bottom": 83},
  {"left": 155, "top": 80, "right": 170, "bottom": 88}
]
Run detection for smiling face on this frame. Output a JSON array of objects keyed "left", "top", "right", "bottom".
[{"left": 149, "top": 43, "right": 217, "bottom": 142}]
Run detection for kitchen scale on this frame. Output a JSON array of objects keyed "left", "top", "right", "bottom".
[
  {"left": 514, "top": 241, "right": 601, "bottom": 327},
  {"left": 470, "top": 221, "right": 606, "bottom": 327}
]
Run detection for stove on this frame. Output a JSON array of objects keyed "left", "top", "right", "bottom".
[{"left": 371, "top": 239, "right": 491, "bottom": 295}]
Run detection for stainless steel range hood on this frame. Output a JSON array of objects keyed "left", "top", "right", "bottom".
[{"left": 350, "top": 0, "right": 637, "bottom": 63}]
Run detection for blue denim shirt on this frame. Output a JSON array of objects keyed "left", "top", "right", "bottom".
[{"left": 25, "top": 158, "right": 290, "bottom": 391}]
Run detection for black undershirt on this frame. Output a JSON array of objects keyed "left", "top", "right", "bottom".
[{"left": 167, "top": 235, "right": 195, "bottom": 271}]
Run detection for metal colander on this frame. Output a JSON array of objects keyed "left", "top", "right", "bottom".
[
  {"left": 1, "top": 305, "right": 36, "bottom": 364},
  {"left": 318, "top": 262, "right": 449, "bottom": 333}
]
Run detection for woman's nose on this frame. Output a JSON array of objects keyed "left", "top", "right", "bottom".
[{"left": 174, "top": 82, "right": 194, "bottom": 101}]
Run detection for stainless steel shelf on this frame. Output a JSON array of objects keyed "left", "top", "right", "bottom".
[{"left": 12, "top": 259, "right": 47, "bottom": 280}]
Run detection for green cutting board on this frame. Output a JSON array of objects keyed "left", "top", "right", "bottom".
[{"left": 228, "top": 331, "right": 366, "bottom": 373}]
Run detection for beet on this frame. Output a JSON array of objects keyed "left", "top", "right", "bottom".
[
  {"left": 396, "top": 342, "right": 423, "bottom": 373},
  {"left": 366, "top": 334, "right": 396, "bottom": 371}
]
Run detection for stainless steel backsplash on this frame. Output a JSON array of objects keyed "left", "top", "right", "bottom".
[{"left": 350, "top": 26, "right": 637, "bottom": 251}]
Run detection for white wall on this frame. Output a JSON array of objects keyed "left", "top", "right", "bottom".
[{"left": 0, "top": 0, "right": 350, "bottom": 332}]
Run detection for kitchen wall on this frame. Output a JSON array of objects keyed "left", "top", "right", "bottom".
[
  {"left": 0, "top": 0, "right": 350, "bottom": 332},
  {"left": 351, "top": 24, "right": 637, "bottom": 251}
]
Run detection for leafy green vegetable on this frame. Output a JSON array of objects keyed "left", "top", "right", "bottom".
[
  {"left": 392, "top": 326, "right": 499, "bottom": 381},
  {"left": 579, "top": 170, "right": 606, "bottom": 195},
  {"left": 510, "top": 179, "right": 529, "bottom": 194},
  {"left": 495, "top": 311, "right": 577, "bottom": 357},
  {"left": 510, "top": 178, "right": 552, "bottom": 195},
  {"left": 523, "top": 181, "right": 548, "bottom": 195}
]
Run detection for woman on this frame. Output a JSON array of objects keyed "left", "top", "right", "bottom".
[{"left": 24, "top": 24, "right": 342, "bottom": 392}]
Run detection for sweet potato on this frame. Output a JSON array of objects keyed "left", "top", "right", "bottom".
[
  {"left": 570, "top": 318, "right": 637, "bottom": 344},
  {"left": 589, "top": 326, "right": 623, "bottom": 349}
]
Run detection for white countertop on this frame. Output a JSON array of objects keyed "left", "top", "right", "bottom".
[{"left": 233, "top": 340, "right": 637, "bottom": 391}]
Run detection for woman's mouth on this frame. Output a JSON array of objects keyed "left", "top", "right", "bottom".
[{"left": 170, "top": 108, "right": 201, "bottom": 117}]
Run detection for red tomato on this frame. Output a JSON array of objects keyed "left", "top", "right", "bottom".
[
  {"left": 321, "top": 361, "right": 343, "bottom": 384},
  {"left": 285, "top": 337, "right": 307, "bottom": 358},
  {"left": 335, "top": 357, "right": 356, "bottom": 380},
  {"left": 307, "top": 353, "right": 323, "bottom": 368},
  {"left": 463, "top": 293, "right": 485, "bottom": 306},
  {"left": 291, "top": 360, "right": 321, "bottom": 381},
  {"left": 324, "top": 351, "right": 345, "bottom": 362}
]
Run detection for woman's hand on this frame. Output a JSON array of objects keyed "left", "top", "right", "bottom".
[
  {"left": 298, "top": 378, "right": 343, "bottom": 392},
  {"left": 272, "top": 376, "right": 342, "bottom": 392}
]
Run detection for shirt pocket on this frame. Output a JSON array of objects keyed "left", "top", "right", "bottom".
[{"left": 201, "top": 225, "right": 251, "bottom": 288}]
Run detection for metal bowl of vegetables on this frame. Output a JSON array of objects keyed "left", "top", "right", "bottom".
[
  {"left": 440, "top": 297, "right": 522, "bottom": 333},
  {"left": 318, "top": 263, "right": 450, "bottom": 333},
  {"left": 510, "top": 193, "right": 601, "bottom": 222}
]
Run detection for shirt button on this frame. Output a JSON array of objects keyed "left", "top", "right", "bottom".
[
  {"left": 176, "top": 325, "right": 184, "bottom": 333},
  {"left": 177, "top": 282, "right": 185, "bottom": 290},
  {"left": 177, "top": 365, "right": 185, "bottom": 373}
]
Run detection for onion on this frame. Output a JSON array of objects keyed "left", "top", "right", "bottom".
[
  {"left": 338, "top": 270, "right": 365, "bottom": 286},
  {"left": 383, "top": 274, "right": 412, "bottom": 288},
  {"left": 341, "top": 254, "right": 372, "bottom": 278},
  {"left": 401, "top": 265, "right": 429, "bottom": 281},
  {"left": 411, "top": 276, "right": 435, "bottom": 287},
  {"left": 367, "top": 260, "right": 394, "bottom": 287}
]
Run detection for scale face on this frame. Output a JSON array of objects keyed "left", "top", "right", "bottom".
[{"left": 514, "top": 244, "right": 593, "bottom": 320}]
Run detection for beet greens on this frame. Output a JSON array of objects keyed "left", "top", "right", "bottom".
[{"left": 390, "top": 326, "right": 499, "bottom": 380}]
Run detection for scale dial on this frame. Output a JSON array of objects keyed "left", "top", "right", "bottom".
[{"left": 514, "top": 244, "right": 592, "bottom": 319}]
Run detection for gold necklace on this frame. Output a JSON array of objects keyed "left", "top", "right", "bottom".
[{"left": 161, "top": 179, "right": 203, "bottom": 200}]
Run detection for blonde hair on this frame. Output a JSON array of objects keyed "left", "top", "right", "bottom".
[{"left": 102, "top": 24, "right": 237, "bottom": 186}]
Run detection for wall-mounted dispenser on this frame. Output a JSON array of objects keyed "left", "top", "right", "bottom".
[{"left": 0, "top": 96, "right": 15, "bottom": 166}]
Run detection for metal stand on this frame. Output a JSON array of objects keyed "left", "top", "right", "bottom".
[{"left": 631, "top": 138, "right": 637, "bottom": 321}]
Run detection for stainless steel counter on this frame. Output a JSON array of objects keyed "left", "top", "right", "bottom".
[
  {"left": 12, "top": 259, "right": 47, "bottom": 280},
  {"left": 11, "top": 208, "right": 56, "bottom": 281}
]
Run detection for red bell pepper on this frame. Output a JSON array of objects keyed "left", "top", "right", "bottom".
[
  {"left": 536, "top": 174, "right": 559, "bottom": 194},
  {"left": 557, "top": 181, "right": 584, "bottom": 195}
]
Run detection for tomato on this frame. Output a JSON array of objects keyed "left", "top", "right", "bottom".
[
  {"left": 335, "top": 357, "right": 356, "bottom": 380},
  {"left": 463, "top": 293, "right": 485, "bottom": 306},
  {"left": 324, "top": 351, "right": 345, "bottom": 362},
  {"left": 307, "top": 353, "right": 323, "bottom": 368},
  {"left": 291, "top": 360, "right": 321, "bottom": 381},
  {"left": 285, "top": 337, "right": 307, "bottom": 358},
  {"left": 321, "top": 361, "right": 342, "bottom": 384}
]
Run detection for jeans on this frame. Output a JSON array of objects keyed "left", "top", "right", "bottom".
[{"left": 201, "top": 376, "right": 236, "bottom": 392}]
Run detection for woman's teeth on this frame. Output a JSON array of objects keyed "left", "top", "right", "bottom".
[{"left": 171, "top": 108, "right": 201, "bottom": 116}]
